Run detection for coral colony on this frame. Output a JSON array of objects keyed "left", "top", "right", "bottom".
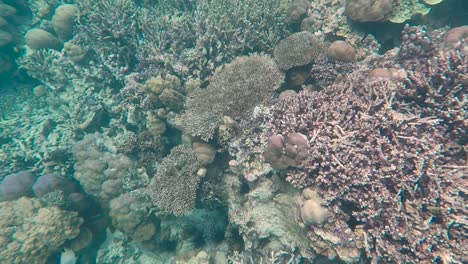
[{"left": 0, "top": 0, "right": 466, "bottom": 263}]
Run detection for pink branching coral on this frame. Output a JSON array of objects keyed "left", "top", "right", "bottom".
[{"left": 251, "top": 26, "right": 466, "bottom": 262}]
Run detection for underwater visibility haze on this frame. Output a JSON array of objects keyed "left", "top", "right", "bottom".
[{"left": 0, "top": 0, "right": 466, "bottom": 263}]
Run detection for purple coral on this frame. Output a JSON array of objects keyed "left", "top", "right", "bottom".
[
  {"left": 32, "top": 173, "right": 79, "bottom": 197},
  {"left": 257, "top": 26, "right": 467, "bottom": 262},
  {"left": 263, "top": 133, "right": 310, "bottom": 170},
  {"left": 0, "top": 171, "right": 35, "bottom": 201}
]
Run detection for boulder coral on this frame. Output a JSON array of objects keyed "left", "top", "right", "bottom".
[
  {"left": 263, "top": 133, "right": 309, "bottom": 170},
  {"left": 192, "top": 142, "right": 216, "bottom": 166},
  {"left": 25, "top": 28, "right": 61, "bottom": 50},
  {"left": 0, "top": 171, "right": 35, "bottom": 202},
  {"left": 109, "top": 190, "right": 156, "bottom": 241},
  {"left": 345, "top": 0, "right": 393, "bottom": 22},
  {"left": 0, "top": 197, "right": 82, "bottom": 263},
  {"left": 73, "top": 133, "right": 134, "bottom": 209},
  {"left": 52, "top": 4, "right": 79, "bottom": 41},
  {"left": 326, "top": 40, "right": 356, "bottom": 62}
]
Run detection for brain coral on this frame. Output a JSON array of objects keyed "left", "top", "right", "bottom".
[{"left": 0, "top": 197, "right": 82, "bottom": 263}]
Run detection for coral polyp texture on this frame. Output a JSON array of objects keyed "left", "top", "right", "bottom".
[
  {"left": 149, "top": 145, "right": 201, "bottom": 216},
  {"left": 0, "top": 197, "right": 82, "bottom": 263},
  {"left": 236, "top": 26, "right": 466, "bottom": 263},
  {"left": 177, "top": 54, "right": 284, "bottom": 141},
  {"left": 75, "top": 0, "right": 290, "bottom": 82}
]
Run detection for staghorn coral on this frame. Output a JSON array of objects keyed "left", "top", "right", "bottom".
[
  {"left": 234, "top": 26, "right": 466, "bottom": 263},
  {"left": 177, "top": 54, "right": 284, "bottom": 141},
  {"left": 309, "top": 55, "right": 357, "bottom": 88},
  {"left": 74, "top": 0, "right": 141, "bottom": 81},
  {"left": 0, "top": 197, "right": 82, "bottom": 263},
  {"left": 149, "top": 145, "right": 201, "bottom": 216},
  {"left": 189, "top": 0, "right": 290, "bottom": 79},
  {"left": 76, "top": 0, "right": 290, "bottom": 82}
]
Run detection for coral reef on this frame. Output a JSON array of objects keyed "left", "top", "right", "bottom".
[{"left": 1, "top": 0, "right": 466, "bottom": 262}]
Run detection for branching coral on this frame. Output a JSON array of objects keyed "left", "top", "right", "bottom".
[
  {"left": 233, "top": 26, "right": 466, "bottom": 263},
  {"left": 177, "top": 54, "right": 284, "bottom": 141},
  {"left": 149, "top": 145, "right": 201, "bottom": 216},
  {"left": 76, "top": 0, "right": 291, "bottom": 82},
  {"left": 74, "top": 0, "right": 141, "bottom": 81}
]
